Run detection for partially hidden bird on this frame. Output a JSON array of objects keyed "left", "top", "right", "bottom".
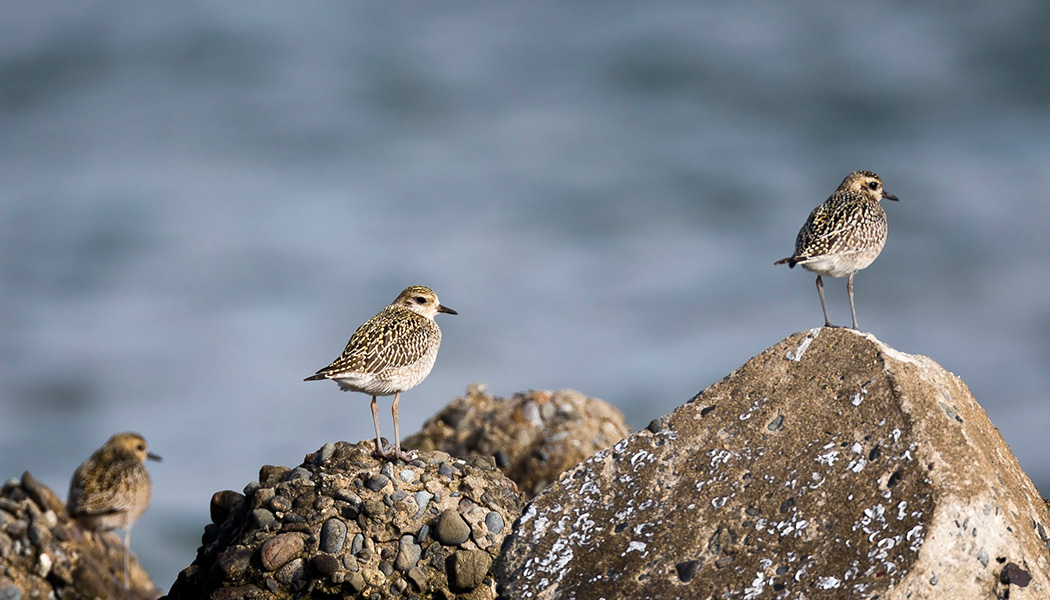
[{"left": 68, "top": 431, "right": 160, "bottom": 587}]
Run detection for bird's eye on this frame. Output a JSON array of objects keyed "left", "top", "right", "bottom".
[
  {"left": 414, "top": 296, "right": 427, "bottom": 304},
  {"left": 137, "top": 444, "right": 145, "bottom": 451},
  {"left": 868, "top": 181, "right": 879, "bottom": 190}
]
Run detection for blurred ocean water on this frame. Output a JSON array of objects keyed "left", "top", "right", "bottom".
[{"left": 2, "top": 1, "right": 1049, "bottom": 588}]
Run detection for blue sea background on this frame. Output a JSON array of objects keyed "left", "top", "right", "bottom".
[{"left": 2, "top": 1, "right": 1049, "bottom": 589}]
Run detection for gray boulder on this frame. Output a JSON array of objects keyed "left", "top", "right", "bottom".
[{"left": 495, "top": 328, "right": 1050, "bottom": 599}]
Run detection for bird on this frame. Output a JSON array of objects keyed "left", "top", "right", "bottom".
[
  {"left": 774, "top": 170, "right": 899, "bottom": 329},
  {"left": 67, "top": 431, "right": 160, "bottom": 587},
  {"left": 305, "top": 285, "right": 457, "bottom": 462}
]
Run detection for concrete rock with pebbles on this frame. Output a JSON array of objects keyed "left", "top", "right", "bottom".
[
  {"left": 495, "top": 328, "right": 1050, "bottom": 599},
  {"left": 0, "top": 471, "right": 160, "bottom": 600},
  {"left": 405, "top": 385, "right": 631, "bottom": 498},
  {"left": 164, "top": 440, "right": 523, "bottom": 600}
]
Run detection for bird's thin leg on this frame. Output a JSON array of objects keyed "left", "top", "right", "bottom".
[
  {"left": 122, "top": 526, "right": 131, "bottom": 589},
  {"left": 370, "top": 396, "right": 389, "bottom": 459},
  {"left": 847, "top": 272, "right": 859, "bottom": 330},
  {"left": 816, "top": 275, "right": 837, "bottom": 328},
  {"left": 391, "top": 391, "right": 415, "bottom": 462}
]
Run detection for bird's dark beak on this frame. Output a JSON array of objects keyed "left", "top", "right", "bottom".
[
  {"left": 882, "top": 191, "right": 899, "bottom": 201},
  {"left": 438, "top": 305, "right": 458, "bottom": 315},
  {"left": 148, "top": 452, "right": 162, "bottom": 462}
]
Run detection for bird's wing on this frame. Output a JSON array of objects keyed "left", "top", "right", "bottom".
[
  {"left": 793, "top": 199, "right": 857, "bottom": 258},
  {"left": 322, "top": 311, "right": 437, "bottom": 375},
  {"left": 68, "top": 462, "right": 149, "bottom": 517}
]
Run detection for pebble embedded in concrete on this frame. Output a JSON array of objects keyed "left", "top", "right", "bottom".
[{"left": 435, "top": 509, "right": 471, "bottom": 546}]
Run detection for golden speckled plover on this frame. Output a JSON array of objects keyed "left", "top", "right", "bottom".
[
  {"left": 775, "top": 170, "right": 898, "bottom": 329},
  {"left": 305, "top": 285, "right": 457, "bottom": 462},
  {"left": 67, "top": 431, "right": 160, "bottom": 587}
]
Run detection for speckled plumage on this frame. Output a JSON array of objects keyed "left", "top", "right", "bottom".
[
  {"left": 68, "top": 431, "right": 160, "bottom": 586},
  {"left": 306, "top": 285, "right": 456, "bottom": 461},
  {"left": 775, "top": 170, "right": 898, "bottom": 329}
]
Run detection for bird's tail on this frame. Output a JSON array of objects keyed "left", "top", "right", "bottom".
[
  {"left": 773, "top": 256, "right": 797, "bottom": 268},
  {"left": 304, "top": 373, "right": 328, "bottom": 382}
]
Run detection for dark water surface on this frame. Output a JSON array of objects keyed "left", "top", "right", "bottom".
[{"left": 2, "top": 2, "right": 1049, "bottom": 587}]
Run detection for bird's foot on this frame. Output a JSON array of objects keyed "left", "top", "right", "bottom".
[
  {"left": 372, "top": 443, "right": 393, "bottom": 461},
  {"left": 373, "top": 444, "right": 417, "bottom": 463},
  {"left": 392, "top": 448, "right": 417, "bottom": 462}
]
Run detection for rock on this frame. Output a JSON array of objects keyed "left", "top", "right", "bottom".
[
  {"left": 364, "top": 474, "right": 390, "bottom": 492},
  {"left": 406, "top": 566, "right": 428, "bottom": 591},
  {"left": 259, "top": 465, "right": 290, "bottom": 485},
  {"left": 315, "top": 443, "right": 335, "bottom": 465},
  {"left": 350, "top": 533, "right": 364, "bottom": 556},
  {"left": 215, "top": 546, "right": 253, "bottom": 580},
  {"left": 0, "top": 472, "right": 160, "bottom": 600},
  {"left": 270, "top": 495, "right": 292, "bottom": 513},
  {"left": 165, "top": 440, "right": 522, "bottom": 600},
  {"left": 274, "top": 557, "right": 305, "bottom": 585},
  {"left": 484, "top": 511, "right": 504, "bottom": 534},
  {"left": 434, "top": 509, "right": 471, "bottom": 546},
  {"left": 310, "top": 554, "right": 339, "bottom": 578},
  {"left": 18, "top": 473, "right": 63, "bottom": 516},
  {"left": 394, "top": 535, "right": 422, "bottom": 571},
  {"left": 1001, "top": 562, "right": 1033, "bottom": 586},
  {"left": 260, "top": 533, "right": 304, "bottom": 571},
  {"left": 405, "top": 384, "right": 631, "bottom": 497},
  {"left": 251, "top": 508, "right": 276, "bottom": 529},
  {"left": 414, "top": 491, "right": 433, "bottom": 518},
  {"left": 319, "top": 518, "right": 347, "bottom": 554},
  {"left": 210, "top": 490, "right": 244, "bottom": 524},
  {"left": 345, "top": 571, "right": 365, "bottom": 592},
  {"left": 210, "top": 584, "right": 263, "bottom": 600},
  {"left": 495, "top": 329, "right": 1050, "bottom": 599},
  {"left": 449, "top": 549, "right": 492, "bottom": 591},
  {"left": 71, "top": 563, "right": 108, "bottom": 598},
  {"left": 288, "top": 467, "right": 312, "bottom": 481}
]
